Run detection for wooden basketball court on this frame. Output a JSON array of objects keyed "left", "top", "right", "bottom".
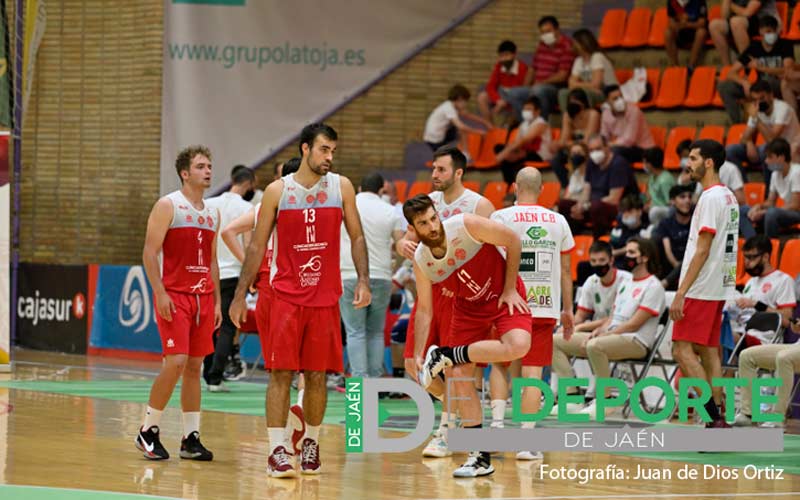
[{"left": 1, "top": 349, "right": 799, "bottom": 500}]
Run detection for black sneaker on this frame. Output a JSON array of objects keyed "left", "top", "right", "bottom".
[
  {"left": 223, "top": 353, "right": 246, "bottom": 381},
  {"left": 453, "top": 451, "right": 494, "bottom": 477},
  {"left": 180, "top": 431, "right": 214, "bottom": 461},
  {"left": 135, "top": 426, "right": 169, "bottom": 460}
]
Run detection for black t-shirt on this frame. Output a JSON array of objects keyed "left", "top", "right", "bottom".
[
  {"left": 667, "top": 0, "right": 708, "bottom": 22},
  {"left": 739, "top": 39, "right": 794, "bottom": 78},
  {"left": 653, "top": 214, "right": 691, "bottom": 261},
  {"left": 586, "top": 153, "right": 639, "bottom": 202}
]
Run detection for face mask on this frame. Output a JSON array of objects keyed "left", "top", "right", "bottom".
[
  {"left": 680, "top": 157, "right": 690, "bottom": 169},
  {"left": 570, "top": 153, "right": 586, "bottom": 166},
  {"left": 622, "top": 215, "right": 639, "bottom": 228},
  {"left": 502, "top": 59, "right": 514, "bottom": 69},
  {"left": 677, "top": 0, "right": 689, "bottom": 6},
  {"left": 623, "top": 256, "right": 639, "bottom": 271},
  {"left": 521, "top": 110, "right": 535, "bottom": 122},
  {"left": 758, "top": 100, "right": 770, "bottom": 113},
  {"left": 243, "top": 190, "right": 255, "bottom": 202},
  {"left": 591, "top": 263, "right": 611, "bottom": 278},
  {"left": 589, "top": 150, "right": 606, "bottom": 165},
  {"left": 612, "top": 97, "right": 626, "bottom": 113},
  {"left": 764, "top": 32, "right": 778, "bottom": 46},
  {"left": 766, "top": 162, "right": 784, "bottom": 172},
  {"left": 567, "top": 102, "right": 583, "bottom": 118},
  {"left": 745, "top": 262, "right": 765, "bottom": 277},
  {"left": 541, "top": 32, "right": 556, "bottom": 46},
  {"left": 381, "top": 194, "right": 392, "bottom": 204}
]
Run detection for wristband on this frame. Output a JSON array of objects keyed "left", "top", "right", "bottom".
[
  {"left": 747, "top": 116, "right": 758, "bottom": 128},
  {"left": 755, "top": 301, "right": 768, "bottom": 312}
]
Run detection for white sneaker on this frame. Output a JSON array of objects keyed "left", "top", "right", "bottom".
[
  {"left": 733, "top": 412, "right": 752, "bottom": 427},
  {"left": 550, "top": 401, "right": 586, "bottom": 416},
  {"left": 516, "top": 451, "right": 544, "bottom": 461},
  {"left": 453, "top": 452, "right": 494, "bottom": 478},
  {"left": 490, "top": 420, "right": 504, "bottom": 429},
  {"left": 759, "top": 420, "right": 785, "bottom": 429},
  {"left": 207, "top": 381, "right": 230, "bottom": 393},
  {"left": 422, "top": 431, "right": 452, "bottom": 457},
  {"left": 419, "top": 345, "right": 452, "bottom": 389},
  {"left": 578, "top": 400, "right": 612, "bottom": 418}
]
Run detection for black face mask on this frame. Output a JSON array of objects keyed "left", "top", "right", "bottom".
[
  {"left": 623, "top": 256, "right": 639, "bottom": 271},
  {"left": 591, "top": 263, "right": 611, "bottom": 277},
  {"left": 567, "top": 102, "right": 583, "bottom": 119},
  {"left": 502, "top": 60, "right": 514, "bottom": 69},
  {"left": 745, "top": 262, "right": 765, "bottom": 277},
  {"left": 758, "top": 101, "right": 770, "bottom": 113},
  {"left": 570, "top": 154, "right": 586, "bottom": 166},
  {"left": 243, "top": 190, "right": 256, "bottom": 202}
]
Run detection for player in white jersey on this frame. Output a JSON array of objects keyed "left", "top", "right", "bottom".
[
  {"left": 670, "top": 139, "right": 739, "bottom": 428},
  {"left": 395, "top": 146, "right": 494, "bottom": 458},
  {"left": 489, "top": 168, "right": 575, "bottom": 460}
]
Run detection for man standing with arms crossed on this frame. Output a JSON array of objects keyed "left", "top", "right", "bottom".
[
  {"left": 136, "top": 145, "right": 222, "bottom": 461},
  {"left": 230, "top": 124, "right": 371, "bottom": 478},
  {"left": 489, "top": 167, "right": 575, "bottom": 460},
  {"left": 670, "top": 139, "right": 739, "bottom": 428}
]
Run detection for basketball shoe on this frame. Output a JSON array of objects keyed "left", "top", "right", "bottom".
[
  {"left": 135, "top": 426, "right": 169, "bottom": 460},
  {"left": 267, "top": 445, "right": 296, "bottom": 478},
  {"left": 300, "top": 438, "right": 321, "bottom": 475},
  {"left": 453, "top": 451, "right": 494, "bottom": 478},
  {"left": 420, "top": 345, "right": 453, "bottom": 388},
  {"left": 180, "top": 431, "right": 213, "bottom": 461},
  {"left": 422, "top": 430, "right": 452, "bottom": 457}
]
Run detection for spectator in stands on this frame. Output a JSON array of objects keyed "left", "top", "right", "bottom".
[
  {"left": 558, "top": 134, "right": 638, "bottom": 237},
  {"left": 610, "top": 195, "right": 650, "bottom": 269},
  {"left": 727, "top": 235, "right": 795, "bottom": 345},
  {"left": 423, "top": 84, "right": 492, "bottom": 154},
  {"left": 600, "top": 84, "right": 655, "bottom": 164},
  {"left": 500, "top": 15, "right": 575, "bottom": 121},
  {"left": 557, "top": 29, "right": 617, "bottom": 113},
  {"left": 654, "top": 184, "right": 695, "bottom": 290},
  {"left": 579, "top": 237, "right": 665, "bottom": 418},
  {"left": 710, "top": 1, "right": 781, "bottom": 67},
  {"left": 494, "top": 96, "right": 552, "bottom": 185},
  {"left": 642, "top": 147, "right": 676, "bottom": 226},
  {"left": 781, "top": 60, "right": 800, "bottom": 114},
  {"left": 477, "top": 40, "right": 529, "bottom": 124},
  {"left": 551, "top": 88, "right": 601, "bottom": 189},
  {"left": 746, "top": 137, "right": 800, "bottom": 237},
  {"left": 717, "top": 15, "right": 793, "bottom": 123},
  {"left": 726, "top": 79, "right": 800, "bottom": 182},
  {"left": 563, "top": 143, "right": 589, "bottom": 202},
  {"left": 665, "top": 0, "right": 709, "bottom": 72}
]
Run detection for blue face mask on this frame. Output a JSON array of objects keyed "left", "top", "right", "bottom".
[{"left": 767, "top": 162, "right": 785, "bottom": 172}]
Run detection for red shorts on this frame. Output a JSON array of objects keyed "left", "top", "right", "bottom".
[
  {"left": 446, "top": 282, "right": 532, "bottom": 347},
  {"left": 266, "top": 292, "right": 343, "bottom": 372},
  {"left": 521, "top": 318, "right": 557, "bottom": 366},
  {"left": 155, "top": 291, "right": 215, "bottom": 357},
  {"left": 671, "top": 298, "right": 725, "bottom": 347},
  {"left": 402, "top": 292, "right": 454, "bottom": 359},
  {"left": 255, "top": 285, "right": 272, "bottom": 362}
]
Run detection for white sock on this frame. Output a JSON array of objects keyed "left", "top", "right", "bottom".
[
  {"left": 491, "top": 399, "right": 507, "bottom": 424},
  {"left": 142, "top": 406, "right": 163, "bottom": 431},
  {"left": 296, "top": 389, "right": 304, "bottom": 408},
  {"left": 438, "top": 412, "right": 452, "bottom": 433},
  {"left": 268, "top": 427, "right": 286, "bottom": 454},
  {"left": 306, "top": 424, "right": 320, "bottom": 442},
  {"left": 182, "top": 411, "right": 200, "bottom": 438},
  {"left": 522, "top": 421, "right": 536, "bottom": 430}
]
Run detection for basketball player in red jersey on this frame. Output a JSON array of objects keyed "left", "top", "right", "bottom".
[
  {"left": 404, "top": 194, "right": 531, "bottom": 477},
  {"left": 230, "top": 124, "right": 371, "bottom": 478},
  {"left": 136, "top": 145, "right": 222, "bottom": 461}
]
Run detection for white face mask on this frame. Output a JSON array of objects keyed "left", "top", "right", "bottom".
[
  {"left": 612, "top": 97, "right": 626, "bottom": 113},
  {"left": 540, "top": 32, "right": 556, "bottom": 46},
  {"left": 589, "top": 150, "right": 606, "bottom": 165},
  {"left": 381, "top": 194, "right": 392, "bottom": 204},
  {"left": 764, "top": 32, "right": 778, "bottom": 46},
  {"left": 521, "top": 110, "right": 534, "bottom": 122},
  {"left": 677, "top": 0, "right": 689, "bottom": 6}
]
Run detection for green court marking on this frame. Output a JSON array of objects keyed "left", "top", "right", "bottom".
[
  {"left": 3, "top": 379, "right": 799, "bottom": 474},
  {"left": 0, "top": 484, "right": 179, "bottom": 500}
]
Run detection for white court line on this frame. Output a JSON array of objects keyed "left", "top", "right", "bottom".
[{"left": 421, "top": 492, "right": 800, "bottom": 500}]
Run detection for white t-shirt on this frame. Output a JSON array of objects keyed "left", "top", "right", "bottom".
[
  {"left": 423, "top": 100, "right": 459, "bottom": 143},
  {"left": 719, "top": 161, "right": 744, "bottom": 192},
  {"left": 340, "top": 192, "right": 404, "bottom": 281},
  {"left": 757, "top": 99, "right": 800, "bottom": 144},
  {"left": 732, "top": 269, "right": 797, "bottom": 342},
  {"left": 518, "top": 116, "right": 553, "bottom": 161},
  {"left": 204, "top": 191, "right": 252, "bottom": 280},
  {"left": 769, "top": 163, "right": 800, "bottom": 202},
  {"left": 491, "top": 204, "right": 576, "bottom": 319},
  {"left": 610, "top": 274, "right": 665, "bottom": 348},
  {"left": 571, "top": 53, "right": 617, "bottom": 87},
  {"left": 567, "top": 169, "right": 586, "bottom": 198},
  {"left": 577, "top": 269, "right": 632, "bottom": 320},
  {"left": 680, "top": 184, "right": 739, "bottom": 300}
]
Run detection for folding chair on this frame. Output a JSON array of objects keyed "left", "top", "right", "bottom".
[{"left": 724, "top": 311, "right": 784, "bottom": 369}]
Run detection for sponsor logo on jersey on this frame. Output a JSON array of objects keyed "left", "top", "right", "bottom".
[
  {"left": 526, "top": 226, "right": 548, "bottom": 240},
  {"left": 185, "top": 215, "right": 193, "bottom": 223},
  {"left": 317, "top": 191, "right": 328, "bottom": 204},
  {"left": 198, "top": 216, "right": 205, "bottom": 225},
  {"left": 455, "top": 248, "right": 467, "bottom": 260},
  {"left": 288, "top": 195, "right": 297, "bottom": 205},
  {"left": 298, "top": 255, "right": 323, "bottom": 287},
  {"left": 306, "top": 195, "right": 316, "bottom": 204},
  {"left": 207, "top": 217, "right": 214, "bottom": 228},
  {"left": 762, "top": 282, "right": 772, "bottom": 294}
]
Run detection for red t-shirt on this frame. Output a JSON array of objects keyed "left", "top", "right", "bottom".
[
  {"left": 486, "top": 59, "right": 529, "bottom": 102},
  {"left": 532, "top": 34, "right": 575, "bottom": 83}
]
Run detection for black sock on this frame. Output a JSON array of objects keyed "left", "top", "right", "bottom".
[
  {"left": 440, "top": 345, "right": 471, "bottom": 365},
  {"left": 704, "top": 399, "right": 721, "bottom": 421},
  {"left": 464, "top": 424, "right": 490, "bottom": 463},
  {"left": 393, "top": 367, "right": 405, "bottom": 378}
]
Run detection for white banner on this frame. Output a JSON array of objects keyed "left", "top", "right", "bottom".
[{"left": 161, "top": 0, "right": 487, "bottom": 194}]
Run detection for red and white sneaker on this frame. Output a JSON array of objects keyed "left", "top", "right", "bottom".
[
  {"left": 300, "top": 438, "right": 321, "bottom": 475},
  {"left": 267, "top": 445, "right": 296, "bottom": 478},
  {"left": 286, "top": 404, "right": 306, "bottom": 455}
]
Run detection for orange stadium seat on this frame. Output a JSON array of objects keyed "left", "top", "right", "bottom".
[
  {"left": 779, "top": 239, "right": 800, "bottom": 276},
  {"left": 648, "top": 7, "right": 668, "bottom": 47},
  {"left": 571, "top": 235, "right": 594, "bottom": 281},
  {"left": 598, "top": 9, "right": 627, "bottom": 49},
  {"left": 621, "top": 8, "right": 652, "bottom": 48},
  {"left": 726, "top": 124, "right": 748, "bottom": 146},
  {"left": 664, "top": 127, "right": 697, "bottom": 169},
  {"left": 473, "top": 128, "right": 508, "bottom": 169},
  {"left": 744, "top": 182, "right": 766, "bottom": 206},
  {"left": 787, "top": 3, "right": 800, "bottom": 40},
  {"left": 771, "top": 238, "right": 780, "bottom": 269},
  {"left": 615, "top": 68, "right": 633, "bottom": 85},
  {"left": 655, "top": 67, "right": 688, "bottom": 108},
  {"left": 462, "top": 180, "right": 480, "bottom": 193},
  {"left": 638, "top": 68, "right": 661, "bottom": 109},
  {"left": 407, "top": 181, "right": 431, "bottom": 199},
  {"left": 712, "top": 66, "right": 735, "bottom": 108},
  {"left": 697, "top": 125, "right": 725, "bottom": 143},
  {"left": 482, "top": 181, "right": 508, "bottom": 209},
  {"left": 650, "top": 126, "right": 667, "bottom": 150},
  {"left": 538, "top": 181, "right": 560, "bottom": 210},
  {"left": 393, "top": 180, "right": 408, "bottom": 202},
  {"left": 466, "top": 132, "right": 483, "bottom": 166},
  {"left": 639, "top": 181, "right": 648, "bottom": 194},
  {"left": 778, "top": 2, "right": 789, "bottom": 36},
  {"left": 683, "top": 66, "right": 717, "bottom": 108}
]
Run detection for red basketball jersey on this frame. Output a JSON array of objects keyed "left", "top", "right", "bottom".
[
  {"left": 161, "top": 190, "right": 218, "bottom": 295},
  {"left": 254, "top": 202, "right": 274, "bottom": 292},
  {"left": 270, "top": 173, "right": 344, "bottom": 307}
]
